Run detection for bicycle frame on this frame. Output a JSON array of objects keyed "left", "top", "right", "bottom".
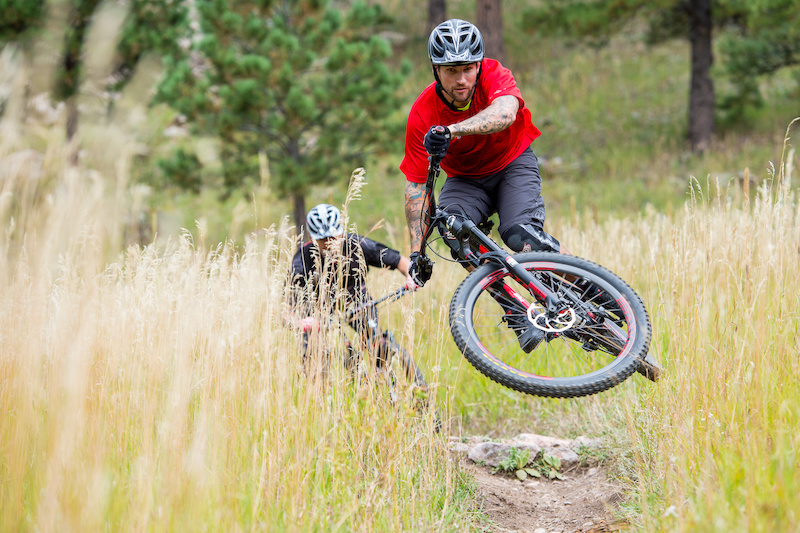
[
  {"left": 337, "top": 284, "right": 414, "bottom": 353},
  {"left": 418, "top": 155, "right": 562, "bottom": 317},
  {"left": 336, "top": 286, "right": 428, "bottom": 389},
  {"left": 345, "top": 285, "right": 411, "bottom": 323}
]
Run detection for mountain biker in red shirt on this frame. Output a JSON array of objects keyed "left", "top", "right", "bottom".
[
  {"left": 402, "top": 18, "right": 563, "bottom": 288},
  {"left": 401, "top": 18, "right": 565, "bottom": 352}
]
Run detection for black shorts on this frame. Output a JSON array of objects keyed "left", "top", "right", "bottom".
[{"left": 438, "top": 147, "right": 546, "bottom": 237}]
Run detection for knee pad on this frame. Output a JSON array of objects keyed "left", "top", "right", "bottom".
[{"left": 502, "top": 223, "right": 561, "bottom": 253}]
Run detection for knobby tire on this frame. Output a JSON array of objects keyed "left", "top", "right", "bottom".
[{"left": 449, "top": 252, "right": 651, "bottom": 398}]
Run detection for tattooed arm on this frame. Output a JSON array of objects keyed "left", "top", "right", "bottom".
[
  {"left": 405, "top": 181, "right": 427, "bottom": 253},
  {"left": 448, "top": 95, "right": 519, "bottom": 136},
  {"left": 403, "top": 95, "right": 518, "bottom": 251}
]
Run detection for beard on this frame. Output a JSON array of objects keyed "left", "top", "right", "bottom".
[{"left": 444, "top": 83, "right": 476, "bottom": 105}]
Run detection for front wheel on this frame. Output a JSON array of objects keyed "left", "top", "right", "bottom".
[
  {"left": 449, "top": 252, "right": 651, "bottom": 398},
  {"left": 381, "top": 332, "right": 432, "bottom": 408},
  {"left": 342, "top": 328, "right": 429, "bottom": 403}
]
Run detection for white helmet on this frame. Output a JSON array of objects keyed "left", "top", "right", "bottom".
[
  {"left": 306, "top": 203, "right": 344, "bottom": 240},
  {"left": 428, "top": 19, "right": 484, "bottom": 66}
]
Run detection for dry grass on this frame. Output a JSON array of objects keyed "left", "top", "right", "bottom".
[
  {"left": 0, "top": 161, "right": 475, "bottom": 531},
  {"left": 3, "top": 9, "right": 800, "bottom": 530},
  {"left": 0, "top": 46, "right": 478, "bottom": 533},
  {"left": 553, "top": 119, "right": 800, "bottom": 532}
]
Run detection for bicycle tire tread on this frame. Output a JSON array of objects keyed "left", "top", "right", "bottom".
[{"left": 449, "top": 252, "right": 651, "bottom": 398}]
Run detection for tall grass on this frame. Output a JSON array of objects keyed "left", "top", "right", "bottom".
[
  {"left": 0, "top": 39, "right": 480, "bottom": 532},
  {"left": 405, "top": 118, "right": 800, "bottom": 531},
  {"left": 582, "top": 119, "right": 800, "bottom": 532},
  {"left": 3, "top": 4, "right": 800, "bottom": 530},
  {"left": 0, "top": 156, "right": 482, "bottom": 531}
]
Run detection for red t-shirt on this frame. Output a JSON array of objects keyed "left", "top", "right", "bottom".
[{"left": 399, "top": 58, "right": 541, "bottom": 183}]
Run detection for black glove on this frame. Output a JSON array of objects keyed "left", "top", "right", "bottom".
[
  {"left": 423, "top": 125, "right": 452, "bottom": 157},
  {"left": 408, "top": 251, "right": 434, "bottom": 287}
]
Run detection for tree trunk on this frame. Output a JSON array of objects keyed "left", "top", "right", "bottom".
[
  {"left": 428, "top": 0, "right": 447, "bottom": 33},
  {"left": 60, "top": 0, "right": 102, "bottom": 162},
  {"left": 66, "top": 97, "right": 79, "bottom": 165},
  {"left": 293, "top": 191, "right": 306, "bottom": 239},
  {"left": 687, "top": 0, "right": 714, "bottom": 152},
  {"left": 476, "top": 0, "right": 505, "bottom": 64}
]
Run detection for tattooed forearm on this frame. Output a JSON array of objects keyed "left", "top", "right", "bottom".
[
  {"left": 449, "top": 95, "right": 519, "bottom": 136},
  {"left": 405, "top": 181, "right": 427, "bottom": 253}
]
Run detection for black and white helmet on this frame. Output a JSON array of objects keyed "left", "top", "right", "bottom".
[
  {"left": 306, "top": 203, "right": 344, "bottom": 240},
  {"left": 428, "top": 19, "right": 484, "bottom": 66}
]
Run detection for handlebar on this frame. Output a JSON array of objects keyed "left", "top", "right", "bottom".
[{"left": 345, "top": 285, "right": 413, "bottom": 321}]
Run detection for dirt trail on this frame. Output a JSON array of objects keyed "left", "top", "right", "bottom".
[{"left": 451, "top": 437, "right": 629, "bottom": 533}]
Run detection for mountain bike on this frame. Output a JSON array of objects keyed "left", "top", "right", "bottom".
[
  {"left": 301, "top": 285, "right": 429, "bottom": 406},
  {"left": 417, "top": 153, "right": 662, "bottom": 398}
]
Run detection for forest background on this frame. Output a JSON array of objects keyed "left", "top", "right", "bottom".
[{"left": 1, "top": 0, "right": 799, "bottom": 531}]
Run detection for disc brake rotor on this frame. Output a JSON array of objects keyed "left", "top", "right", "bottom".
[{"left": 527, "top": 306, "right": 576, "bottom": 333}]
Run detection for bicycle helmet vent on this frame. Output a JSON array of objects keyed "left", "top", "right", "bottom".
[
  {"left": 306, "top": 203, "right": 344, "bottom": 240},
  {"left": 428, "top": 19, "right": 484, "bottom": 66}
]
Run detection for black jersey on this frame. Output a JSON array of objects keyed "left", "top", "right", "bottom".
[{"left": 289, "top": 234, "right": 401, "bottom": 307}]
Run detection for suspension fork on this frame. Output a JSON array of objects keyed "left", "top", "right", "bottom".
[
  {"left": 419, "top": 156, "right": 561, "bottom": 317},
  {"left": 441, "top": 213, "right": 561, "bottom": 317}
]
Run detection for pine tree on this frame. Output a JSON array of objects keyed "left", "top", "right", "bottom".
[
  {"left": 519, "top": 0, "right": 798, "bottom": 153},
  {"left": 156, "top": 0, "right": 409, "bottom": 232},
  {"left": 0, "top": 0, "right": 46, "bottom": 42},
  {"left": 717, "top": 0, "right": 800, "bottom": 117},
  {"left": 428, "top": 0, "right": 446, "bottom": 33},
  {"left": 476, "top": 0, "right": 505, "bottom": 65},
  {"left": 112, "top": 0, "right": 190, "bottom": 90},
  {"left": 58, "top": 0, "right": 102, "bottom": 144}
]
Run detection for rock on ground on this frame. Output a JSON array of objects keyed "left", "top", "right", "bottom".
[{"left": 450, "top": 433, "right": 628, "bottom": 533}]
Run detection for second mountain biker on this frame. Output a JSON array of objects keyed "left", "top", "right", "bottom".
[{"left": 288, "top": 203, "right": 416, "bottom": 370}]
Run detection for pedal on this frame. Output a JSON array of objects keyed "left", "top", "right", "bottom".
[
  {"left": 581, "top": 340, "right": 598, "bottom": 352},
  {"left": 636, "top": 352, "right": 663, "bottom": 382}
]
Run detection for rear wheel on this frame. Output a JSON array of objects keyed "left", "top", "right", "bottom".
[
  {"left": 449, "top": 252, "right": 651, "bottom": 398},
  {"left": 381, "top": 332, "right": 432, "bottom": 412},
  {"left": 340, "top": 328, "right": 429, "bottom": 402}
]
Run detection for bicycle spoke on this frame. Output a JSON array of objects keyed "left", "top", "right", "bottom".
[{"left": 450, "top": 252, "right": 651, "bottom": 396}]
